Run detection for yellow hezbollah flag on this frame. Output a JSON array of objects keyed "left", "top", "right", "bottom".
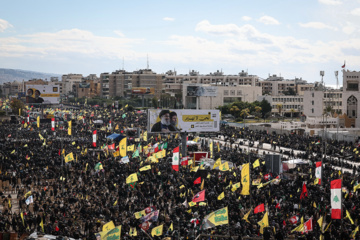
[
  {"left": 127, "top": 144, "right": 135, "bottom": 152},
  {"left": 213, "top": 158, "right": 221, "bottom": 169},
  {"left": 134, "top": 210, "right": 146, "bottom": 219},
  {"left": 102, "top": 221, "right": 115, "bottom": 232},
  {"left": 68, "top": 120, "right": 72, "bottom": 135},
  {"left": 243, "top": 208, "right": 252, "bottom": 223},
  {"left": 151, "top": 225, "right": 163, "bottom": 237},
  {"left": 65, "top": 152, "right": 75, "bottom": 163},
  {"left": 258, "top": 212, "right": 269, "bottom": 234},
  {"left": 126, "top": 173, "right": 138, "bottom": 184},
  {"left": 241, "top": 163, "right": 250, "bottom": 195},
  {"left": 140, "top": 165, "right": 151, "bottom": 172},
  {"left": 219, "top": 161, "right": 230, "bottom": 171},
  {"left": 37, "top": 116, "right": 40, "bottom": 128},
  {"left": 217, "top": 192, "right": 225, "bottom": 200},
  {"left": 129, "top": 227, "right": 137, "bottom": 236},
  {"left": 209, "top": 141, "right": 213, "bottom": 158},
  {"left": 102, "top": 225, "right": 121, "bottom": 240},
  {"left": 253, "top": 159, "right": 260, "bottom": 168},
  {"left": 201, "top": 207, "right": 229, "bottom": 229},
  {"left": 119, "top": 138, "right": 127, "bottom": 157}
]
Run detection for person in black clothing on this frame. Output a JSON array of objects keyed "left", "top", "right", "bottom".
[
  {"left": 34, "top": 90, "right": 44, "bottom": 104},
  {"left": 150, "top": 110, "right": 176, "bottom": 132}
]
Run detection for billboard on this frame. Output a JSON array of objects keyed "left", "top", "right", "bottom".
[
  {"left": 132, "top": 87, "right": 155, "bottom": 95},
  {"left": 79, "top": 83, "right": 90, "bottom": 88},
  {"left": 26, "top": 84, "right": 60, "bottom": 104},
  {"left": 186, "top": 85, "right": 217, "bottom": 97},
  {"left": 148, "top": 109, "right": 220, "bottom": 133}
]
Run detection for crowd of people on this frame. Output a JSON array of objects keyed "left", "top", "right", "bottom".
[{"left": 0, "top": 104, "right": 359, "bottom": 240}]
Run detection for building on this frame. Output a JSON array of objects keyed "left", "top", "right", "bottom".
[
  {"left": 73, "top": 79, "right": 101, "bottom": 98},
  {"left": 342, "top": 69, "right": 360, "bottom": 127},
  {"left": 100, "top": 69, "right": 165, "bottom": 99},
  {"left": 260, "top": 74, "right": 313, "bottom": 96},
  {"left": 183, "top": 83, "right": 262, "bottom": 109},
  {"left": 62, "top": 74, "right": 83, "bottom": 95},
  {"left": 258, "top": 95, "right": 304, "bottom": 117}
]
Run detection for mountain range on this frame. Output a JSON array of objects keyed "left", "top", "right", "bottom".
[{"left": 0, "top": 68, "right": 61, "bottom": 84}]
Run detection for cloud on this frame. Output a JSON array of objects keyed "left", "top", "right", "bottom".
[
  {"left": 258, "top": 16, "right": 280, "bottom": 25},
  {"left": 318, "top": 0, "right": 342, "bottom": 5},
  {"left": 0, "top": 19, "right": 13, "bottom": 32},
  {"left": 342, "top": 24, "right": 357, "bottom": 35},
  {"left": 299, "top": 22, "right": 337, "bottom": 30},
  {"left": 351, "top": 8, "right": 360, "bottom": 16},
  {"left": 0, "top": 28, "right": 144, "bottom": 59},
  {"left": 242, "top": 16, "right": 252, "bottom": 21},
  {"left": 163, "top": 17, "right": 175, "bottom": 21},
  {"left": 114, "top": 30, "right": 125, "bottom": 37}
]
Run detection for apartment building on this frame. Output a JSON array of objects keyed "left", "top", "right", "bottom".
[
  {"left": 258, "top": 95, "right": 304, "bottom": 117},
  {"left": 260, "top": 74, "right": 313, "bottom": 96},
  {"left": 62, "top": 74, "right": 83, "bottom": 95}
]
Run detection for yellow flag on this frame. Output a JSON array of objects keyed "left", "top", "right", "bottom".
[
  {"left": 188, "top": 201, "right": 196, "bottom": 207},
  {"left": 140, "top": 165, "right": 151, "bottom": 171},
  {"left": 202, "top": 207, "right": 228, "bottom": 229},
  {"left": 37, "top": 116, "right": 40, "bottom": 128},
  {"left": 151, "top": 225, "right": 163, "bottom": 237},
  {"left": 200, "top": 179, "right": 205, "bottom": 190},
  {"left": 241, "top": 163, "right": 250, "bottom": 195},
  {"left": 353, "top": 183, "right": 360, "bottom": 192},
  {"left": 126, "top": 173, "right": 138, "bottom": 184},
  {"left": 190, "top": 166, "right": 199, "bottom": 172},
  {"left": 119, "top": 137, "right": 127, "bottom": 157},
  {"left": 243, "top": 208, "right": 252, "bottom": 223},
  {"left": 21, "top": 212, "right": 25, "bottom": 226},
  {"left": 134, "top": 210, "right": 146, "bottom": 219},
  {"left": 317, "top": 216, "right": 323, "bottom": 229},
  {"left": 24, "top": 123, "right": 28, "bottom": 128},
  {"left": 39, "top": 134, "right": 44, "bottom": 140},
  {"left": 39, "top": 217, "right": 44, "bottom": 232},
  {"left": 213, "top": 158, "right": 221, "bottom": 169},
  {"left": 113, "top": 200, "right": 118, "bottom": 206},
  {"left": 209, "top": 141, "right": 213, "bottom": 158},
  {"left": 345, "top": 210, "right": 354, "bottom": 224},
  {"left": 253, "top": 159, "right": 260, "bottom": 168},
  {"left": 217, "top": 192, "right": 225, "bottom": 200},
  {"left": 143, "top": 131, "right": 147, "bottom": 141},
  {"left": 102, "top": 221, "right": 115, "bottom": 232},
  {"left": 127, "top": 144, "right": 135, "bottom": 152},
  {"left": 102, "top": 225, "right": 121, "bottom": 240},
  {"left": 24, "top": 191, "right": 32, "bottom": 198},
  {"left": 350, "top": 226, "right": 359, "bottom": 239},
  {"left": 313, "top": 202, "right": 317, "bottom": 208},
  {"left": 169, "top": 223, "right": 173, "bottom": 231},
  {"left": 68, "top": 120, "right": 72, "bottom": 135},
  {"left": 129, "top": 227, "right": 138, "bottom": 236},
  {"left": 219, "top": 161, "right": 229, "bottom": 171},
  {"left": 258, "top": 212, "right": 269, "bottom": 234},
  {"left": 65, "top": 152, "right": 74, "bottom": 163}
]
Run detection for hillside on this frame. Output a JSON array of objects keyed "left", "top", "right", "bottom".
[{"left": 0, "top": 68, "right": 61, "bottom": 84}]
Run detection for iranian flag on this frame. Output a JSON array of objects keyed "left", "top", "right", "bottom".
[
  {"left": 315, "top": 161, "right": 322, "bottom": 184},
  {"left": 172, "top": 146, "right": 180, "bottom": 171},
  {"left": 331, "top": 179, "right": 342, "bottom": 219}
]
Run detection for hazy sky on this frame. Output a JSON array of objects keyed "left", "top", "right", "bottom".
[{"left": 1, "top": 0, "right": 360, "bottom": 86}]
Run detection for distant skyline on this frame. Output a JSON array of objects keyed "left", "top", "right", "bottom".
[{"left": 1, "top": 0, "right": 360, "bottom": 87}]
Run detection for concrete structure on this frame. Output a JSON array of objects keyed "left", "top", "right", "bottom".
[
  {"left": 100, "top": 69, "right": 165, "bottom": 99},
  {"left": 62, "top": 74, "right": 83, "bottom": 95},
  {"left": 342, "top": 69, "right": 360, "bottom": 127},
  {"left": 183, "top": 83, "right": 262, "bottom": 109},
  {"left": 258, "top": 95, "right": 304, "bottom": 117},
  {"left": 73, "top": 80, "right": 101, "bottom": 98},
  {"left": 260, "top": 74, "right": 313, "bottom": 96}
]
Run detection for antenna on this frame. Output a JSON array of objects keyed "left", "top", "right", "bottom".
[
  {"left": 320, "top": 71, "right": 325, "bottom": 87},
  {"left": 147, "top": 54, "right": 149, "bottom": 69}
]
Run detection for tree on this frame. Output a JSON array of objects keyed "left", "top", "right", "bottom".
[
  {"left": 284, "top": 88, "right": 296, "bottom": 96},
  {"left": 152, "top": 97, "right": 158, "bottom": 109},
  {"left": 260, "top": 99, "right": 272, "bottom": 120},
  {"left": 240, "top": 108, "right": 250, "bottom": 125},
  {"left": 230, "top": 105, "right": 240, "bottom": 118},
  {"left": 10, "top": 98, "right": 25, "bottom": 116},
  {"left": 290, "top": 108, "right": 295, "bottom": 120},
  {"left": 276, "top": 104, "right": 283, "bottom": 120}
]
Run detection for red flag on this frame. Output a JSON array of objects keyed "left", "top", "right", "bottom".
[
  {"left": 275, "top": 202, "right": 281, "bottom": 209},
  {"left": 283, "top": 220, "right": 286, "bottom": 229},
  {"left": 55, "top": 226, "right": 59, "bottom": 231},
  {"left": 303, "top": 218, "right": 313, "bottom": 233},
  {"left": 58, "top": 149, "right": 61, "bottom": 156},
  {"left": 139, "top": 221, "right": 151, "bottom": 231},
  {"left": 254, "top": 203, "right": 265, "bottom": 214},
  {"left": 192, "top": 190, "right": 205, "bottom": 202},
  {"left": 172, "top": 146, "right": 180, "bottom": 171},
  {"left": 92, "top": 130, "right": 97, "bottom": 147},
  {"left": 300, "top": 183, "right": 308, "bottom": 199},
  {"left": 181, "top": 157, "right": 189, "bottom": 166},
  {"left": 289, "top": 216, "right": 299, "bottom": 224},
  {"left": 194, "top": 177, "right": 201, "bottom": 185},
  {"left": 190, "top": 218, "right": 200, "bottom": 227},
  {"left": 342, "top": 61, "right": 346, "bottom": 68},
  {"left": 264, "top": 173, "right": 272, "bottom": 181}
]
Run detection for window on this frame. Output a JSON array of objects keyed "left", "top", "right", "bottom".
[
  {"left": 224, "top": 90, "right": 229, "bottom": 96},
  {"left": 312, "top": 101, "right": 314, "bottom": 105},
  {"left": 237, "top": 90, "right": 242, "bottom": 95},
  {"left": 230, "top": 90, "right": 235, "bottom": 95},
  {"left": 312, "top": 109, "right": 314, "bottom": 113},
  {"left": 312, "top": 93, "right": 314, "bottom": 97}
]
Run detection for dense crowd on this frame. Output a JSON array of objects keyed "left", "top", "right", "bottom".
[{"left": 0, "top": 105, "right": 360, "bottom": 240}]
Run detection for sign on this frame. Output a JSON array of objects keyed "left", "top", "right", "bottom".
[
  {"left": 148, "top": 109, "right": 220, "bottom": 133},
  {"left": 78, "top": 82, "right": 90, "bottom": 88},
  {"left": 186, "top": 85, "right": 217, "bottom": 97},
  {"left": 132, "top": 87, "right": 155, "bottom": 95},
  {"left": 26, "top": 84, "right": 60, "bottom": 104}
]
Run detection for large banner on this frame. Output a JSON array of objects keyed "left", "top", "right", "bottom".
[
  {"left": 132, "top": 87, "right": 155, "bottom": 95},
  {"left": 186, "top": 85, "right": 217, "bottom": 97},
  {"left": 26, "top": 84, "right": 60, "bottom": 104},
  {"left": 148, "top": 109, "right": 220, "bottom": 133}
]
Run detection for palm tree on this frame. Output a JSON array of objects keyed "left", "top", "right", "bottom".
[
  {"left": 230, "top": 105, "right": 240, "bottom": 118},
  {"left": 240, "top": 108, "right": 250, "bottom": 127}
]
